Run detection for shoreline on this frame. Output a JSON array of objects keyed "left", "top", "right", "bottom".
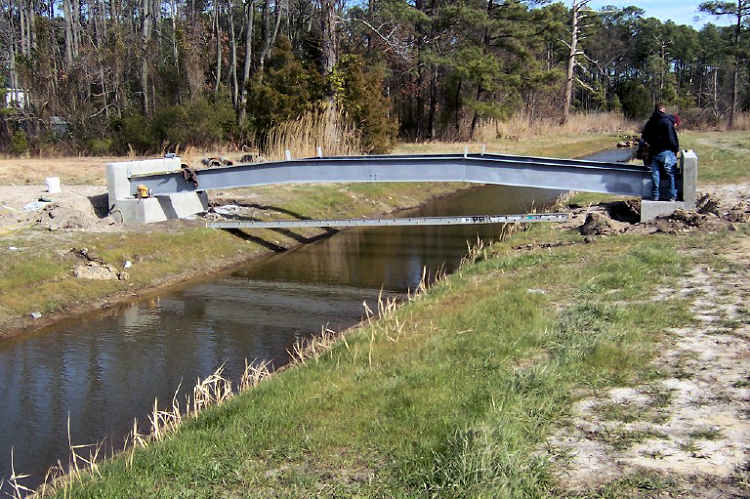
[{"left": 0, "top": 184, "right": 478, "bottom": 341}]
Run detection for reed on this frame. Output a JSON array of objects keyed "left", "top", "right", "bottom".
[
  {"left": 6, "top": 449, "right": 33, "bottom": 498},
  {"left": 263, "top": 103, "right": 362, "bottom": 161},
  {"left": 191, "top": 365, "right": 233, "bottom": 416},
  {"left": 474, "top": 111, "right": 633, "bottom": 143},
  {"left": 239, "top": 359, "right": 272, "bottom": 391},
  {"left": 14, "top": 356, "right": 275, "bottom": 497},
  {"left": 730, "top": 112, "right": 750, "bottom": 131}
]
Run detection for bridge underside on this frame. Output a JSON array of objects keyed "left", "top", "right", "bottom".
[{"left": 131, "top": 153, "right": 653, "bottom": 199}]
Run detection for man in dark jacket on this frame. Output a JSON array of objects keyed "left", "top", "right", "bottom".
[{"left": 642, "top": 103, "right": 680, "bottom": 201}]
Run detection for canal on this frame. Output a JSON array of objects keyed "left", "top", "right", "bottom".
[{"left": 0, "top": 149, "right": 632, "bottom": 491}]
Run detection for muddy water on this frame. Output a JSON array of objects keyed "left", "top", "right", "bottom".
[{"left": 0, "top": 149, "right": 632, "bottom": 490}]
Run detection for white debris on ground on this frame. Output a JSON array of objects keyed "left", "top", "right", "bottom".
[
  {"left": 544, "top": 241, "right": 750, "bottom": 496},
  {"left": 211, "top": 204, "right": 245, "bottom": 216}
]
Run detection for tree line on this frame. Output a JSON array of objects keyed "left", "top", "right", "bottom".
[{"left": 1, "top": 0, "right": 748, "bottom": 155}]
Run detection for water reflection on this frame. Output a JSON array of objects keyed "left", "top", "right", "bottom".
[{"left": 235, "top": 186, "right": 562, "bottom": 290}]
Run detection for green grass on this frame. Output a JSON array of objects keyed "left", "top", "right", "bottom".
[
  {"left": 50, "top": 223, "right": 740, "bottom": 497},
  {"left": 680, "top": 130, "right": 750, "bottom": 184}
]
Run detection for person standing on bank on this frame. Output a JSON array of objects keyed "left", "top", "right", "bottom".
[{"left": 642, "top": 102, "right": 680, "bottom": 201}]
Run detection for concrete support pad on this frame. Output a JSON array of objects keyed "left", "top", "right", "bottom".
[
  {"left": 641, "top": 200, "right": 687, "bottom": 223},
  {"left": 107, "top": 157, "right": 182, "bottom": 211},
  {"left": 157, "top": 192, "right": 209, "bottom": 220},
  {"left": 681, "top": 150, "right": 698, "bottom": 208},
  {"left": 111, "top": 192, "right": 208, "bottom": 224}
]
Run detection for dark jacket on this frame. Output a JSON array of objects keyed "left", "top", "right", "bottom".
[{"left": 642, "top": 111, "right": 679, "bottom": 155}]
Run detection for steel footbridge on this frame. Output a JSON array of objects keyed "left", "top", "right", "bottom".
[{"left": 107, "top": 150, "right": 697, "bottom": 225}]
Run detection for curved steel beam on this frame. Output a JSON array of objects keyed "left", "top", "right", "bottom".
[{"left": 131, "top": 153, "right": 652, "bottom": 198}]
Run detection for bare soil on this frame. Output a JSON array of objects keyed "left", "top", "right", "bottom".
[
  {"left": 543, "top": 209, "right": 750, "bottom": 496},
  {"left": 0, "top": 185, "right": 117, "bottom": 233}
]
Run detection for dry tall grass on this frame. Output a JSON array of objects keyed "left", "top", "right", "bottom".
[
  {"left": 264, "top": 104, "right": 362, "bottom": 161},
  {"left": 730, "top": 112, "right": 750, "bottom": 131},
  {"left": 474, "top": 112, "right": 634, "bottom": 143}
]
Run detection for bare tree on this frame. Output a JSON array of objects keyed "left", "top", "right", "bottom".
[
  {"left": 700, "top": 0, "right": 750, "bottom": 128},
  {"left": 561, "top": 0, "right": 591, "bottom": 125},
  {"left": 320, "top": 0, "right": 336, "bottom": 74},
  {"left": 141, "top": 0, "right": 153, "bottom": 115},
  {"left": 238, "top": 0, "right": 256, "bottom": 124}
]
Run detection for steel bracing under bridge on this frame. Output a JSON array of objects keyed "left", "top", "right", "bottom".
[{"left": 130, "top": 152, "right": 653, "bottom": 199}]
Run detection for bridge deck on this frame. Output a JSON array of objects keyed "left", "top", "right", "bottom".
[{"left": 131, "top": 152, "right": 651, "bottom": 199}]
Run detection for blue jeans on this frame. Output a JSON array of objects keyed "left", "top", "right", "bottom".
[{"left": 650, "top": 150, "right": 677, "bottom": 201}]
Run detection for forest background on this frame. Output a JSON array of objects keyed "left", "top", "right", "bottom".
[{"left": 0, "top": 0, "right": 748, "bottom": 157}]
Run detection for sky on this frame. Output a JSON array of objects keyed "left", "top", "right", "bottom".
[{"left": 583, "top": 1, "right": 734, "bottom": 28}]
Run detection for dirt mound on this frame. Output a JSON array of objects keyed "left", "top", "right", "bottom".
[
  {"left": 36, "top": 203, "right": 92, "bottom": 230},
  {"left": 0, "top": 185, "right": 117, "bottom": 232},
  {"left": 725, "top": 200, "right": 750, "bottom": 223},
  {"left": 575, "top": 192, "right": 748, "bottom": 237},
  {"left": 654, "top": 210, "right": 716, "bottom": 234},
  {"left": 70, "top": 247, "right": 129, "bottom": 280},
  {"left": 580, "top": 211, "right": 628, "bottom": 236},
  {"left": 73, "top": 261, "right": 121, "bottom": 280}
]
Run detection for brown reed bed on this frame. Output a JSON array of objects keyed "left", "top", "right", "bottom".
[
  {"left": 263, "top": 103, "right": 362, "bottom": 161},
  {"left": 474, "top": 111, "right": 634, "bottom": 143}
]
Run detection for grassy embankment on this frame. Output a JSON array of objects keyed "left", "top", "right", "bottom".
[
  {"left": 43, "top": 130, "right": 749, "bottom": 496},
  {"left": 0, "top": 133, "right": 617, "bottom": 336}
]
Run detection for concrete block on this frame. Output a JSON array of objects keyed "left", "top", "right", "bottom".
[
  {"left": 126, "top": 157, "right": 181, "bottom": 178},
  {"left": 641, "top": 200, "right": 686, "bottom": 223},
  {"left": 106, "top": 157, "right": 182, "bottom": 210},
  {"left": 110, "top": 198, "right": 165, "bottom": 224},
  {"left": 112, "top": 192, "right": 208, "bottom": 224},
  {"left": 681, "top": 150, "right": 697, "bottom": 209},
  {"left": 106, "top": 163, "right": 132, "bottom": 209},
  {"left": 156, "top": 192, "right": 209, "bottom": 219},
  {"left": 639, "top": 150, "right": 697, "bottom": 222}
]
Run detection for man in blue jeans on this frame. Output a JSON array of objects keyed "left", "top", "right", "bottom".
[{"left": 642, "top": 103, "right": 680, "bottom": 201}]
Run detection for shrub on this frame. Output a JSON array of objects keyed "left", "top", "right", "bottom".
[
  {"left": 245, "top": 38, "right": 326, "bottom": 141},
  {"left": 9, "top": 130, "right": 29, "bottom": 155},
  {"left": 619, "top": 81, "right": 652, "bottom": 120},
  {"left": 88, "top": 137, "right": 114, "bottom": 155},
  {"left": 336, "top": 55, "right": 398, "bottom": 154},
  {"left": 152, "top": 96, "right": 236, "bottom": 150},
  {"left": 110, "top": 112, "right": 155, "bottom": 153}
]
